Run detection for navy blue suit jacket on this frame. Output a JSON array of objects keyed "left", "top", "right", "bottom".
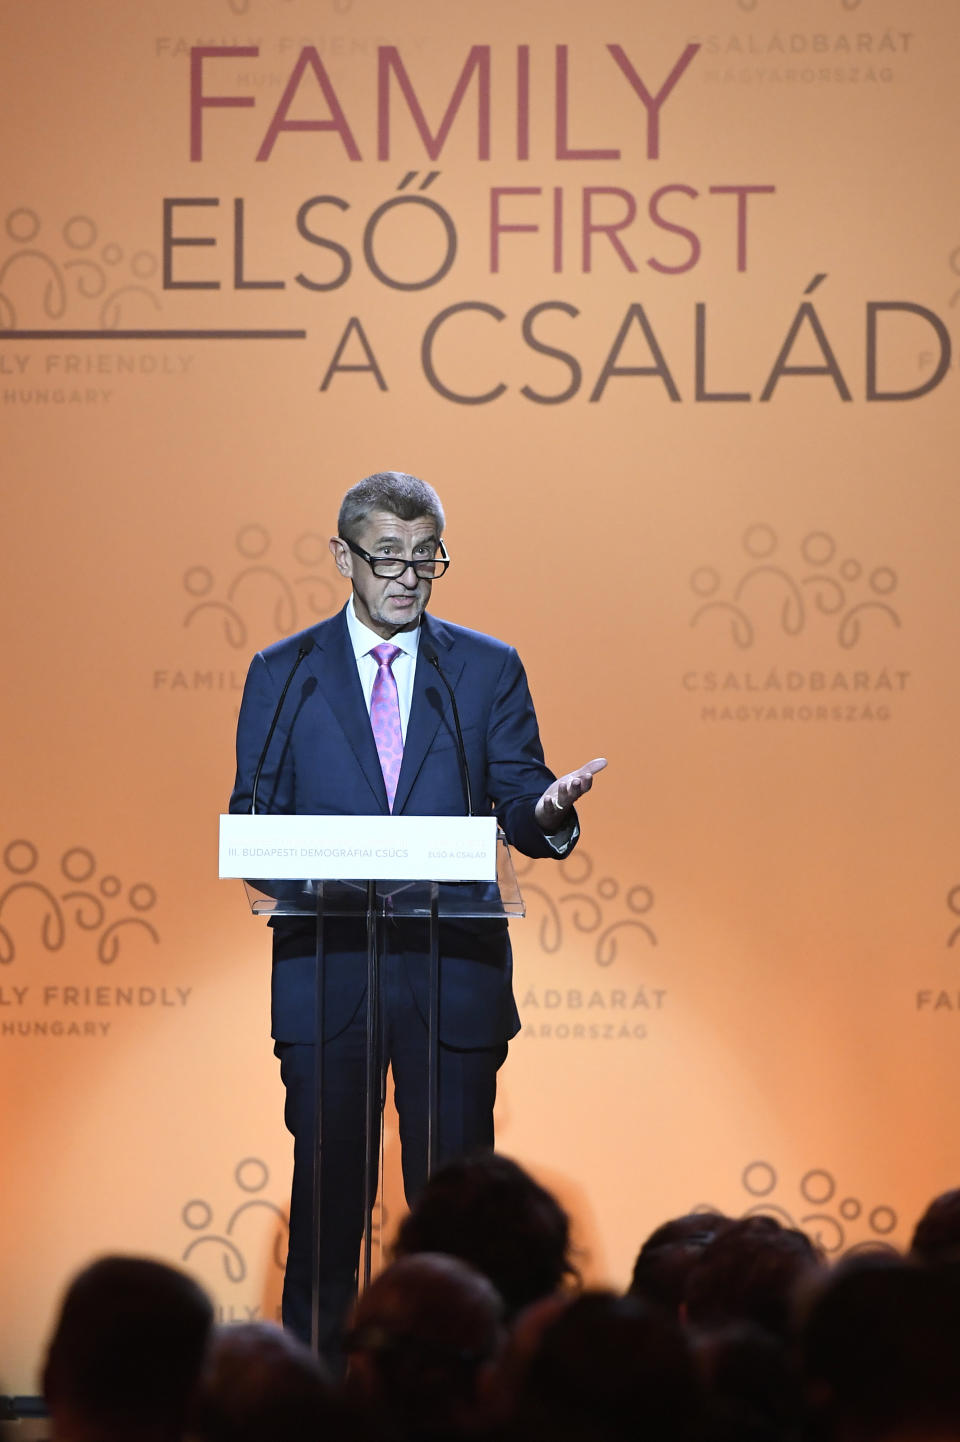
[{"left": 230, "top": 606, "right": 573, "bottom": 1048}]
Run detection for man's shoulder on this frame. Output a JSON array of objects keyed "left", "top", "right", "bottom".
[
  {"left": 255, "top": 610, "right": 345, "bottom": 668},
  {"left": 425, "top": 614, "right": 516, "bottom": 661}
]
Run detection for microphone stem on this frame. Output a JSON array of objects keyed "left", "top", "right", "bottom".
[
  {"left": 251, "top": 642, "right": 312, "bottom": 814},
  {"left": 426, "top": 654, "right": 473, "bottom": 817}
]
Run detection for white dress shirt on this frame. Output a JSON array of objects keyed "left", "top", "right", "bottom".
[
  {"left": 343, "top": 599, "right": 576, "bottom": 852},
  {"left": 345, "top": 598, "right": 420, "bottom": 740}
]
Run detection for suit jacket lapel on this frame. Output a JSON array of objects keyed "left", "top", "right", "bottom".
[
  {"left": 304, "top": 608, "right": 388, "bottom": 810},
  {"left": 394, "top": 615, "right": 464, "bottom": 815}
]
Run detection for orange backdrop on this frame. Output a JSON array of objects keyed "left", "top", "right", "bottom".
[{"left": 2, "top": 0, "right": 959, "bottom": 1393}]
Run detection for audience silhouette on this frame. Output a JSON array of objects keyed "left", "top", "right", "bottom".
[{"left": 29, "top": 1168, "right": 960, "bottom": 1442}]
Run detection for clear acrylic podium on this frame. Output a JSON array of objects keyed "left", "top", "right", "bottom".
[{"left": 220, "top": 815, "right": 524, "bottom": 1352}]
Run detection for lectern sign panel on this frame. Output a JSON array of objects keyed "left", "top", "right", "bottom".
[{"left": 218, "top": 815, "right": 498, "bottom": 882}]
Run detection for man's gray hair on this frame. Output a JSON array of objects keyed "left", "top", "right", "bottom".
[{"left": 338, "top": 471, "right": 445, "bottom": 542}]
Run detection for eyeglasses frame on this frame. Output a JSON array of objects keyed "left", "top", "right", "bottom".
[{"left": 340, "top": 535, "right": 451, "bottom": 579}]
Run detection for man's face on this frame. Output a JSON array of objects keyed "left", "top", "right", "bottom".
[{"left": 330, "top": 509, "right": 438, "bottom": 638}]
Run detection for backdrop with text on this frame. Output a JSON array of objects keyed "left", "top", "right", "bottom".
[{"left": 2, "top": 0, "right": 959, "bottom": 1391}]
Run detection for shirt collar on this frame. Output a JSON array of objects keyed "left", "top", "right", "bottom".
[{"left": 345, "top": 597, "right": 421, "bottom": 661}]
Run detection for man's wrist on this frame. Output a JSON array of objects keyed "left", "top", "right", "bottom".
[
  {"left": 539, "top": 815, "right": 571, "bottom": 837},
  {"left": 543, "top": 818, "right": 578, "bottom": 855}
]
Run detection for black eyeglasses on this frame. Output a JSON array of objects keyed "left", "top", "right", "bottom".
[{"left": 341, "top": 536, "right": 451, "bottom": 579}]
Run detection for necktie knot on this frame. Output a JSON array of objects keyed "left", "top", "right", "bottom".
[{"left": 371, "top": 643, "right": 401, "bottom": 670}]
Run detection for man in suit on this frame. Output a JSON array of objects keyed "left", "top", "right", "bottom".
[{"left": 230, "top": 470, "right": 605, "bottom": 1355}]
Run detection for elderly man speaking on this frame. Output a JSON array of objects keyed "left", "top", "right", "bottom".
[{"left": 230, "top": 469, "right": 605, "bottom": 1358}]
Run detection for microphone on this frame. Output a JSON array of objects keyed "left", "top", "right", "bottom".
[
  {"left": 420, "top": 638, "right": 473, "bottom": 817},
  {"left": 250, "top": 638, "right": 315, "bottom": 814}
]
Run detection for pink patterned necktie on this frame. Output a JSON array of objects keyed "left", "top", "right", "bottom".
[{"left": 369, "top": 643, "right": 403, "bottom": 811}]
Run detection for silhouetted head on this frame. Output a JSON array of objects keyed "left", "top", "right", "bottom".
[
  {"left": 344, "top": 1253, "right": 503, "bottom": 1438},
  {"left": 188, "top": 1321, "right": 360, "bottom": 1442},
  {"left": 801, "top": 1251, "right": 960, "bottom": 1441},
  {"left": 694, "top": 1321, "right": 801, "bottom": 1442},
  {"left": 629, "top": 1211, "right": 732, "bottom": 1314},
  {"left": 392, "top": 1151, "right": 577, "bottom": 1319},
  {"left": 42, "top": 1254, "right": 213, "bottom": 1442},
  {"left": 910, "top": 1187, "right": 960, "bottom": 1267},
  {"left": 686, "top": 1216, "right": 823, "bottom": 1339},
  {"left": 511, "top": 1290, "right": 703, "bottom": 1442}
]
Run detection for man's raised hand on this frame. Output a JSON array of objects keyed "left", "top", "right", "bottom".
[{"left": 535, "top": 757, "right": 608, "bottom": 833}]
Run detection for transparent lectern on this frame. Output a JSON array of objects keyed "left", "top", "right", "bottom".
[{"left": 219, "top": 813, "right": 524, "bottom": 1351}]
